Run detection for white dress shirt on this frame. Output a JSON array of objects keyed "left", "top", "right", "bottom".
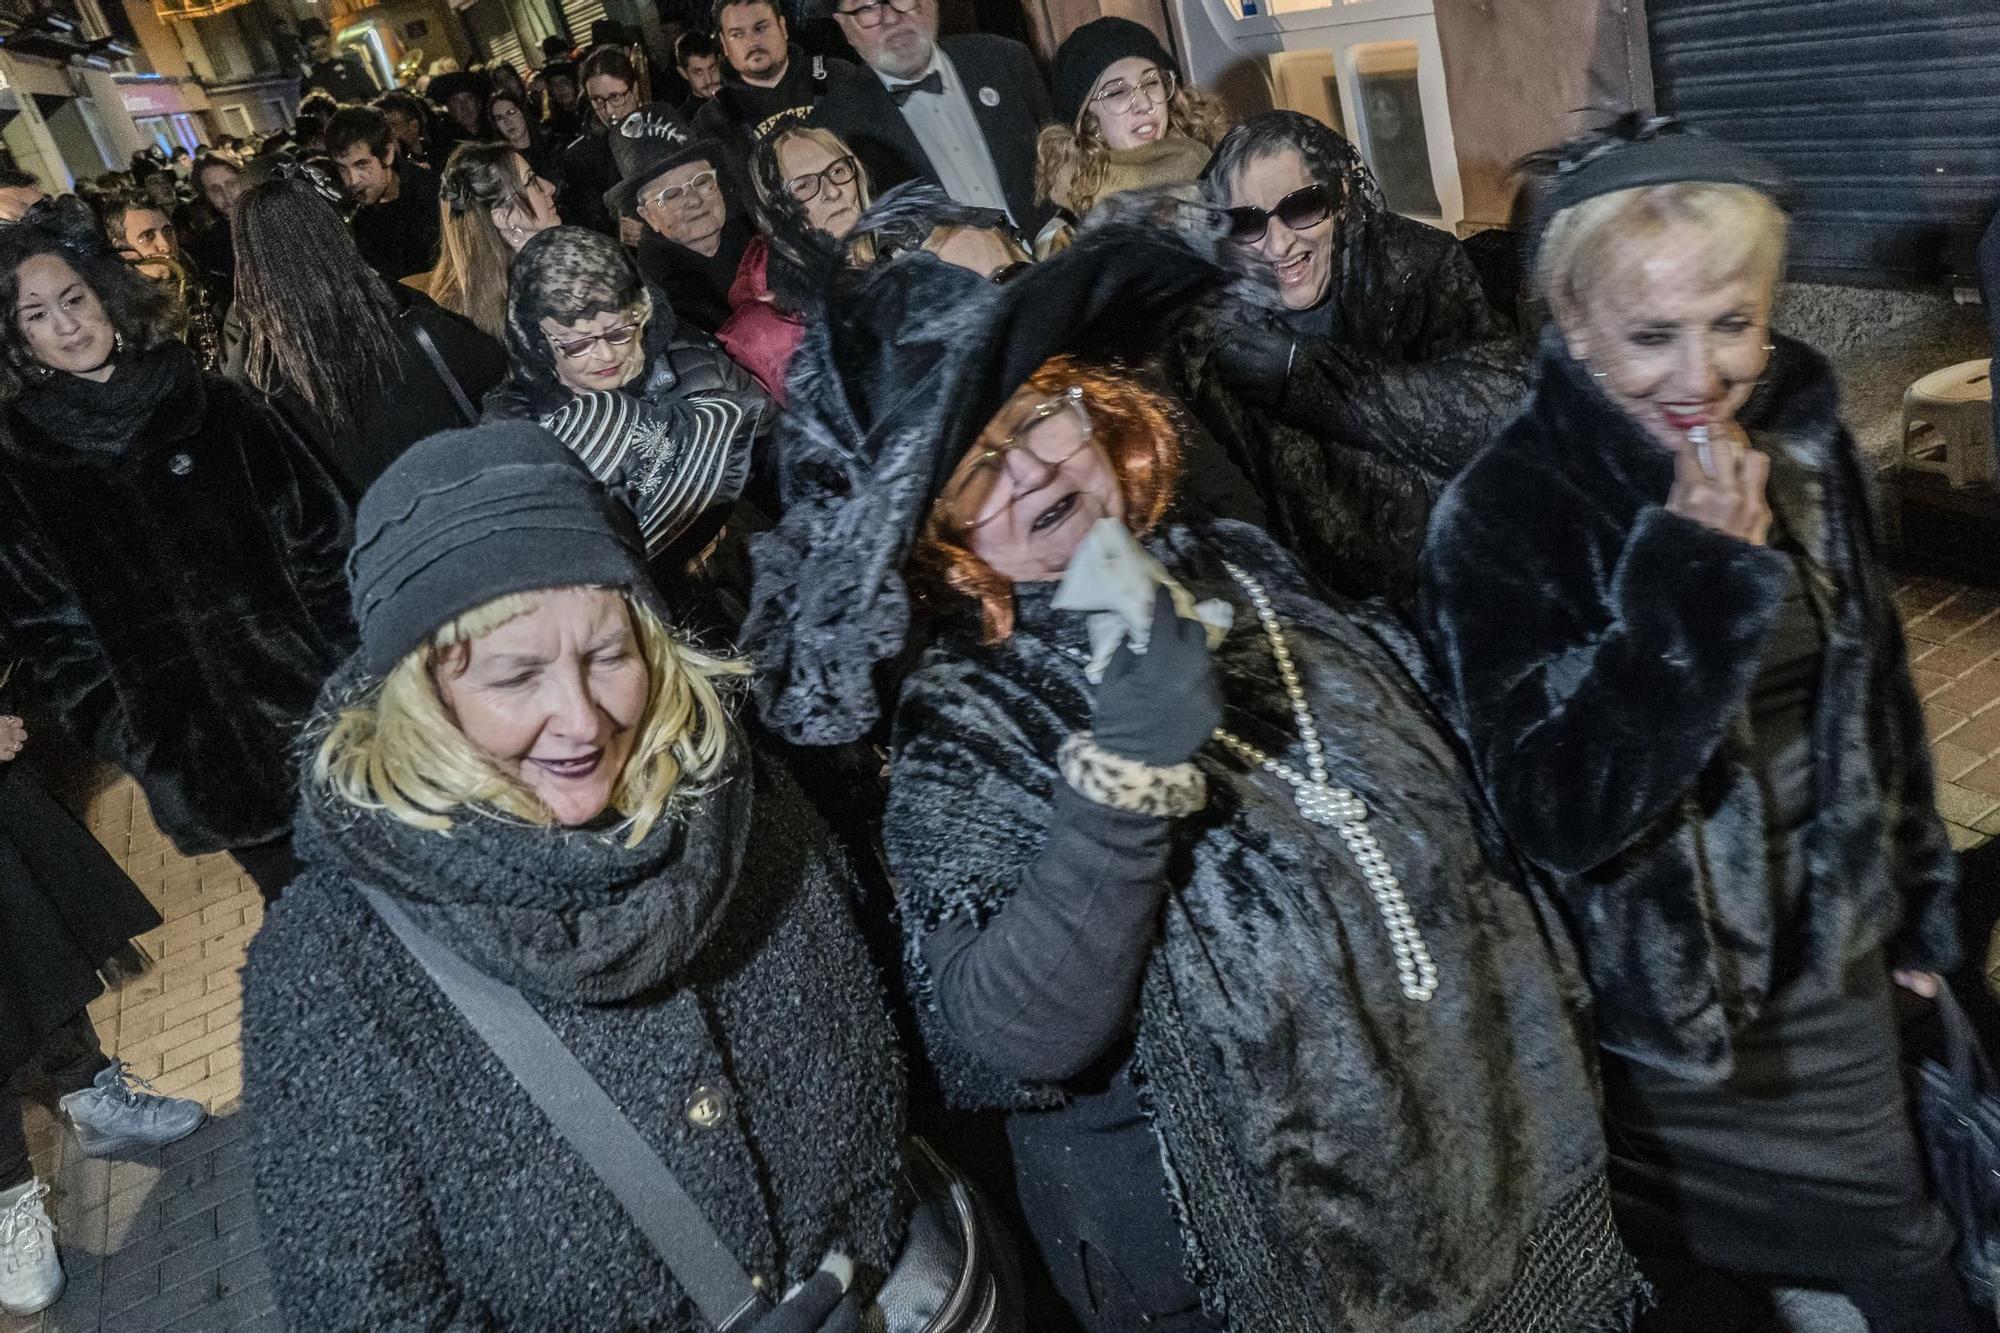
[{"left": 877, "top": 46, "right": 1013, "bottom": 222}]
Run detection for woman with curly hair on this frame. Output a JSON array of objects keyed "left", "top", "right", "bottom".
[
  {"left": 1032, "top": 19, "right": 1228, "bottom": 257},
  {"left": 0, "top": 195, "right": 354, "bottom": 901}
]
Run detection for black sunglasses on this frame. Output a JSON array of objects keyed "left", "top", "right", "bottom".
[{"left": 1223, "top": 184, "right": 1337, "bottom": 244}]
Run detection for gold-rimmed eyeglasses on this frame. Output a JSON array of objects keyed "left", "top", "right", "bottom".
[
  {"left": 1088, "top": 68, "right": 1176, "bottom": 117},
  {"left": 945, "top": 387, "right": 1094, "bottom": 530},
  {"left": 549, "top": 320, "right": 643, "bottom": 361}
]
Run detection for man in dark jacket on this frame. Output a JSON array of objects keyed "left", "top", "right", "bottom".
[
  {"left": 297, "top": 21, "right": 378, "bottom": 103},
  {"left": 328, "top": 104, "right": 442, "bottom": 282},
  {"left": 693, "top": 0, "right": 843, "bottom": 190},
  {"left": 813, "top": 0, "right": 1049, "bottom": 231}
]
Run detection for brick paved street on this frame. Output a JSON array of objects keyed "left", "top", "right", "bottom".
[{"left": 5, "top": 580, "right": 1999, "bottom": 1333}]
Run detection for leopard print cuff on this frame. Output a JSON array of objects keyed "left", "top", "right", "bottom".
[{"left": 1058, "top": 734, "right": 1207, "bottom": 818}]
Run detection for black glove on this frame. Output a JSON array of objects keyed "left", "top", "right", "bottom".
[
  {"left": 1208, "top": 305, "right": 1297, "bottom": 408},
  {"left": 748, "top": 1271, "right": 859, "bottom": 1333},
  {"left": 1091, "top": 587, "right": 1224, "bottom": 768}
]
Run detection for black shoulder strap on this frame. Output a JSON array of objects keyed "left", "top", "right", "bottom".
[
  {"left": 405, "top": 314, "right": 477, "bottom": 425},
  {"left": 359, "top": 886, "right": 771, "bottom": 1331}
]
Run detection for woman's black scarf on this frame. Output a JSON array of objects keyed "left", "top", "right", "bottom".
[
  {"left": 11, "top": 340, "right": 200, "bottom": 455},
  {"left": 295, "top": 670, "right": 755, "bottom": 1004}
]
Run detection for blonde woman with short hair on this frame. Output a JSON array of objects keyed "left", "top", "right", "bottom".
[
  {"left": 1421, "top": 120, "right": 1979, "bottom": 1327},
  {"left": 242, "top": 422, "right": 980, "bottom": 1331}
]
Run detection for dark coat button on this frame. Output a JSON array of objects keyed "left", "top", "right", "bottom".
[{"left": 167, "top": 453, "right": 194, "bottom": 476}]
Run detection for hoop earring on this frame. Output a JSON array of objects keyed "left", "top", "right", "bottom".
[{"left": 114, "top": 331, "right": 126, "bottom": 355}]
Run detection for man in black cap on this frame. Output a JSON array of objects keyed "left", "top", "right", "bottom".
[
  {"left": 298, "top": 19, "right": 378, "bottom": 103},
  {"left": 607, "top": 111, "right": 752, "bottom": 333}
]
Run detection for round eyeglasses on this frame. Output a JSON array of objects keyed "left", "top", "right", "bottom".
[
  {"left": 945, "top": 387, "right": 1094, "bottom": 530},
  {"left": 1088, "top": 68, "right": 1176, "bottom": 118},
  {"left": 785, "top": 155, "right": 859, "bottom": 204}
]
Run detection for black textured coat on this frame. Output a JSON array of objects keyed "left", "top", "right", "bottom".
[
  {"left": 1166, "top": 212, "right": 1525, "bottom": 608},
  {"left": 1419, "top": 330, "right": 1959, "bottom": 1081},
  {"left": 885, "top": 519, "right": 1642, "bottom": 1331},
  {"left": 0, "top": 346, "right": 354, "bottom": 854},
  {"left": 244, "top": 713, "right": 907, "bottom": 1330}
]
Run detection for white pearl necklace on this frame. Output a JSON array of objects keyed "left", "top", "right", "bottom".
[{"left": 1055, "top": 561, "right": 1440, "bottom": 1003}]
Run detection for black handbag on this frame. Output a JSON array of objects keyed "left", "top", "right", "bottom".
[{"left": 1912, "top": 981, "right": 2000, "bottom": 1307}]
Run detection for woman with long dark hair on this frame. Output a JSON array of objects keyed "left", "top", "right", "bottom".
[
  {"left": 488, "top": 89, "right": 563, "bottom": 190},
  {"left": 0, "top": 195, "right": 352, "bottom": 902},
  {"left": 233, "top": 160, "right": 506, "bottom": 494},
  {"left": 430, "top": 142, "right": 561, "bottom": 341}
]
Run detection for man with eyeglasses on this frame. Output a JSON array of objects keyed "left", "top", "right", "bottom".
[
  {"left": 607, "top": 112, "right": 753, "bottom": 334},
  {"left": 813, "top": 0, "right": 1050, "bottom": 231},
  {"left": 692, "top": 0, "right": 846, "bottom": 193}
]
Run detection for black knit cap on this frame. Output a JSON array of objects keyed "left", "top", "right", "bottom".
[
  {"left": 347, "top": 421, "right": 667, "bottom": 676},
  {"left": 1053, "top": 18, "right": 1174, "bottom": 125}
]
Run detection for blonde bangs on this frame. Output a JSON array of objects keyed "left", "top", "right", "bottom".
[
  {"left": 314, "top": 589, "right": 747, "bottom": 847},
  {"left": 1540, "top": 181, "right": 1786, "bottom": 311}
]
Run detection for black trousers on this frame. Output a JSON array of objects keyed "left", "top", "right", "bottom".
[
  {"left": 1607, "top": 952, "right": 1979, "bottom": 1332},
  {"left": 1, "top": 1012, "right": 108, "bottom": 1189},
  {"left": 232, "top": 834, "right": 300, "bottom": 905}
]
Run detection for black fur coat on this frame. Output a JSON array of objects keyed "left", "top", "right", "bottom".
[
  {"left": 1419, "top": 330, "right": 1958, "bottom": 1081},
  {"left": 1166, "top": 210, "right": 1526, "bottom": 609},
  {"left": 885, "top": 519, "right": 1642, "bottom": 1331},
  {"left": 0, "top": 344, "right": 354, "bottom": 853}
]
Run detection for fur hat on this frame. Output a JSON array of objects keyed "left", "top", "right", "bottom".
[
  {"left": 741, "top": 191, "right": 1268, "bottom": 746},
  {"left": 1053, "top": 18, "right": 1175, "bottom": 126}
]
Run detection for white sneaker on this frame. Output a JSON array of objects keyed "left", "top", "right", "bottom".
[
  {"left": 0, "top": 1179, "right": 64, "bottom": 1316},
  {"left": 58, "top": 1061, "right": 207, "bottom": 1157}
]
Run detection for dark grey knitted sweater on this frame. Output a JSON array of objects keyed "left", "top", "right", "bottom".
[{"left": 243, "top": 727, "right": 906, "bottom": 1330}]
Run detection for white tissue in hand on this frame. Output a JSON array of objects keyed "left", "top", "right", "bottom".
[{"left": 1052, "top": 519, "right": 1232, "bottom": 681}]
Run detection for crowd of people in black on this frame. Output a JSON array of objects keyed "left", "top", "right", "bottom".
[{"left": 0, "top": 3, "right": 1988, "bottom": 1331}]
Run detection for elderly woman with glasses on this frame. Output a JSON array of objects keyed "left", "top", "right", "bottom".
[
  {"left": 747, "top": 223, "right": 1645, "bottom": 1332},
  {"left": 1164, "top": 111, "right": 1527, "bottom": 610},
  {"left": 714, "top": 125, "right": 877, "bottom": 401},
  {"left": 485, "top": 226, "right": 770, "bottom": 599},
  {"left": 1032, "top": 19, "right": 1230, "bottom": 257}
]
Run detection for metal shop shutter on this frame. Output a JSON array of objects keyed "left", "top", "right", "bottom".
[{"left": 1648, "top": 0, "right": 2000, "bottom": 285}]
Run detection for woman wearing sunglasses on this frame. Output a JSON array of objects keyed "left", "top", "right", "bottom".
[
  {"left": 1032, "top": 19, "right": 1229, "bottom": 258},
  {"left": 1166, "top": 111, "right": 1527, "bottom": 610},
  {"left": 485, "top": 226, "right": 770, "bottom": 597}
]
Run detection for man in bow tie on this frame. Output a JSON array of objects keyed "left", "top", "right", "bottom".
[{"left": 813, "top": 0, "right": 1051, "bottom": 231}]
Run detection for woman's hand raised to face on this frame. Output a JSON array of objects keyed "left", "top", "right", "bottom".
[
  {"left": 1665, "top": 420, "right": 1772, "bottom": 547},
  {"left": 1092, "top": 587, "right": 1224, "bottom": 769},
  {"left": 0, "top": 715, "right": 25, "bottom": 763}
]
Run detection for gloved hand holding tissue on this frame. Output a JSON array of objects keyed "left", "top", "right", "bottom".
[{"left": 1053, "top": 519, "right": 1233, "bottom": 683}]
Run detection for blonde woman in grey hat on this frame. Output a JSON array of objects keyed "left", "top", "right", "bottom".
[
  {"left": 1420, "top": 119, "right": 1977, "bottom": 1327},
  {"left": 244, "top": 422, "right": 1015, "bottom": 1332}
]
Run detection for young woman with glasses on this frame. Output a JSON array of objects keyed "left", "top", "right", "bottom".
[
  {"left": 1163, "top": 110, "right": 1528, "bottom": 610},
  {"left": 1032, "top": 18, "right": 1229, "bottom": 258},
  {"left": 487, "top": 226, "right": 770, "bottom": 592}
]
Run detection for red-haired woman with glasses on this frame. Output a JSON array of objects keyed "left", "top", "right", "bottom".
[
  {"left": 486, "top": 226, "right": 770, "bottom": 587},
  {"left": 1165, "top": 111, "right": 1526, "bottom": 610}
]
